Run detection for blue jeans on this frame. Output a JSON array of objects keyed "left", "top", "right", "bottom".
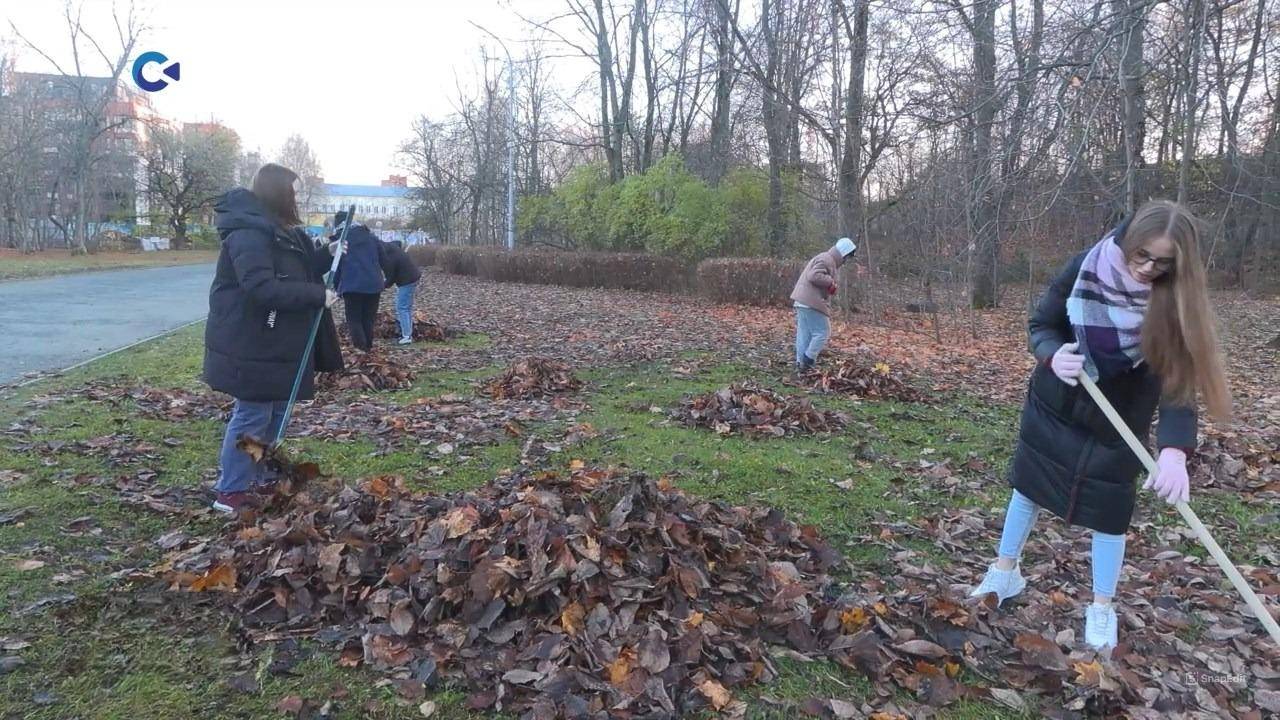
[
  {"left": 395, "top": 283, "right": 416, "bottom": 340},
  {"left": 794, "top": 306, "right": 830, "bottom": 364},
  {"left": 996, "top": 490, "right": 1127, "bottom": 598},
  {"left": 215, "top": 399, "right": 286, "bottom": 494}
]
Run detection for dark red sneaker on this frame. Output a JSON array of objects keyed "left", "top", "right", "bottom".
[{"left": 211, "top": 491, "right": 260, "bottom": 514}]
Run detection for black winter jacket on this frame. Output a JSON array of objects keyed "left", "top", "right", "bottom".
[
  {"left": 203, "top": 189, "right": 342, "bottom": 402},
  {"left": 379, "top": 240, "right": 422, "bottom": 288},
  {"left": 1008, "top": 251, "right": 1197, "bottom": 534}
]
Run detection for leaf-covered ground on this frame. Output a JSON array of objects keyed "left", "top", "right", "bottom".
[{"left": 0, "top": 269, "right": 1275, "bottom": 719}]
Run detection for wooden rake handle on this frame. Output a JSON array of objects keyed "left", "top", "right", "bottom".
[{"left": 1077, "top": 373, "right": 1280, "bottom": 646}]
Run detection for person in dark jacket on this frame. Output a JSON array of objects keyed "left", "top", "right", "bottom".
[
  {"left": 204, "top": 164, "right": 343, "bottom": 514},
  {"left": 330, "top": 210, "right": 384, "bottom": 351},
  {"left": 969, "top": 200, "right": 1231, "bottom": 651},
  {"left": 789, "top": 237, "right": 857, "bottom": 370},
  {"left": 378, "top": 239, "right": 422, "bottom": 344}
]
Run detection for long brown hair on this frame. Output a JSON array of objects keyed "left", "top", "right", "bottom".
[
  {"left": 1122, "top": 200, "right": 1231, "bottom": 420},
  {"left": 250, "top": 163, "right": 302, "bottom": 227}
]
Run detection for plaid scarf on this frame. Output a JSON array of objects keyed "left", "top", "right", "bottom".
[{"left": 1065, "top": 229, "right": 1151, "bottom": 380}]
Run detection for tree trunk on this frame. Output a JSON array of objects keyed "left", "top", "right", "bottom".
[
  {"left": 1113, "top": 0, "right": 1147, "bottom": 214},
  {"left": 1178, "top": 0, "right": 1206, "bottom": 203},
  {"left": 592, "top": 0, "right": 623, "bottom": 183},
  {"left": 838, "top": 0, "right": 869, "bottom": 239},
  {"left": 708, "top": 0, "right": 735, "bottom": 184},
  {"left": 761, "top": 0, "right": 786, "bottom": 253},
  {"left": 969, "top": 0, "right": 998, "bottom": 309}
]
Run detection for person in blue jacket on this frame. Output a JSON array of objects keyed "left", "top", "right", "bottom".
[{"left": 330, "top": 210, "right": 384, "bottom": 351}]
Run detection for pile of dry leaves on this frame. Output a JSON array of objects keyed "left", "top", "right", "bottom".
[
  {"left": 167, "top": 467, "right": 841, "bottom": 717},
  {"left": 800, "top": 355, "right": 924, "bottom": 403},
  {"left": 483, "top": 357, "right": 583, "bottom": 399},
  {"left": 372, "top": 311, "right": 450, "bottom": 342},
  {"left": 675, "top": 383, "right": 846, "bottom": 437},
  {"left": 317, "top": 351, "right": 415, "bottom": 393},
  {"left": 812, "top": 505, "right": 1280, "bottom": 719}
]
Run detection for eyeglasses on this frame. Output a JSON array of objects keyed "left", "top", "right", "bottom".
[{"left": 1133, "top": 247, "right": 1175, "bottom": 272}]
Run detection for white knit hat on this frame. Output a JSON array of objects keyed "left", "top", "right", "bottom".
[{"left": 835, "top": 237, "right": 857, "bottom": 257}]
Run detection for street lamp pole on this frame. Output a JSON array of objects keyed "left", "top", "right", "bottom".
[
  {"left": 472, "top": 23, "right": 519, "bottom": 251},
  {"left": 507, "top": 61, "right": 516, "bottom": 251}
]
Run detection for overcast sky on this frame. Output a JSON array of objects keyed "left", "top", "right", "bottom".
[{"left": 3, "top": 0, "right": 565, "bottom": 185}]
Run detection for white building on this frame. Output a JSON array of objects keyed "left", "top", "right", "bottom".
[{"left": 307, "top": 182, "right": 415, "bottom": 226}]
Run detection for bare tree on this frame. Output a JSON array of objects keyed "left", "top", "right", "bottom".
[
  {"left": 275, "top": 134, "right": 324, "bottom": 211},
  {"left": 9, "top": 1, "right": 147, "bottom": 254},
  {"left": 144, "top": 123, "right": 240, "bottom": 247}
]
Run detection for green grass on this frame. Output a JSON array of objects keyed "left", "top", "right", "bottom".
[
  {"left": 0, "top": 326, "right": 1197, "bottom": 720},
  {"left": 0, "top": 249, "right": 218, "bottom": 282}
]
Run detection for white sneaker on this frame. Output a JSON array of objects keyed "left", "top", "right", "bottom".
[
  {"left": 398, "top": 336, "right": 413, "bottom": 345},
  {"left": 1084, "top": 603, "right": 1118, "bottom": 650},
  {"left": 969, "top": 563, "right": 1026, "bottom": 606}
]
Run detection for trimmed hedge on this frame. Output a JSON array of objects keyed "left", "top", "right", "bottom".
[
  {"left": 406, "top": 244, "right": 438, "bottom": 268},
  {"left": 409, "top": 245, "right": 838, "bottom": 308},
  {"left": 416, "top": 246, "right": 691, "bottom": 293},
  {"left": 694, "top": 257, "right": 804, "bottom": 307}
]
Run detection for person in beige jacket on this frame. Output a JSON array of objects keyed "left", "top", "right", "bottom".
[{"left": 789, "top": 237, "right": 857, "bottom": 370}]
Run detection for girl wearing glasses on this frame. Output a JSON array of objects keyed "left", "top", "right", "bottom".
[{"left": 969, "top": 199, "right": 1232, "bottom": 651}]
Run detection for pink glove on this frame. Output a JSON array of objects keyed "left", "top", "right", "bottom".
[
  {"left": 1050, "top": 342, "right": 1085, "bottom": 386},
  {"left": 1143, "top": 448, "right": 1189, "bottom": 504}
]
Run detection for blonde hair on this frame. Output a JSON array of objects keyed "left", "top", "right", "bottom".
[{"left": 1122, "top": 200, "right": 1231, "bottom": 420}]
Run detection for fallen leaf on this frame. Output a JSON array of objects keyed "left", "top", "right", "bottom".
[
  {"left": 698, "top": 679, "right": 732, "bottom": 710},
  {"left": 561, "top": 602, "right": 585, "bottom": 636},
  {"left": 988, "top": 687, "right": 1025, "bottom": 711},
  {"left": 830, "top": 698, "right": 861, "bottom": 719},
  {"left": 893, "top": 639, "right": 948, "bottom": 659},
  {"left": 607, "top": 647, "right": 635, "bottom": 686},
  {"left": 189, "top": 563, "right": 236, "bottom": 592}
]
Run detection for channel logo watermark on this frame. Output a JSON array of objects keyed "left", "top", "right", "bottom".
[{"left": 131, "top": 51, "right": 180, "bottom": 92}]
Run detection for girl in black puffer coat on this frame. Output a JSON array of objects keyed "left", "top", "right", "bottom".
[
  {"left": 204, "top": 164, "right": 344, "bottom": 514},
  {"left": 969, "top": 200, "right": 1231, "bottom": 652}
]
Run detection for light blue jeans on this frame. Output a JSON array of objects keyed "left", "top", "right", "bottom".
[
  {"left": 215, "top": 399, "right": 286, "bottom": 494},
  {"left": 794, "top": 305, "right": 830, "bottom": 364},
  {"left": 395, "top": 282, "right": 416, "bottom": 340},
  {"left": 996, "top": 490, "right": 1127, "bottom": 598}
]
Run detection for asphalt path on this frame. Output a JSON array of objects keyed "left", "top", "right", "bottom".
[{"left": 0, "top": 263, "right": 214, "bottom": 384}]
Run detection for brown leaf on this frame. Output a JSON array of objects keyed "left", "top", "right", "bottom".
[
  {"left": 502, "top": 668, "right": 544, "bottom": 684},
  {"left": 698, "top": 679, "right": 732, "bottom": 710},
  {"left": 892, "top": 639, "right": 948, "bottom": 659},
  {"left": 337, "top": 646, "right": 362, "bottom": 668},
  {"left": 189, "top": 563, "right": 236, "bottom": 592},
  {"left": 274, "top": 695, "right": 305, "bottom": 715},
  {"left": 638, "top": 627, "right": 670, "bottom": 673},
  {"left": 841, "top": 607, "right": 870, "bottom": 632},
  {"left": 389, "top": 604, "right": 415, "bottom": 636},
  {"left": 560, "top": 601, "right": 586, "bottom": 636},
  {"left": 988, "top": 688, "right": 1025, "bottom": 712},
  {"left": 1013, "top": 633, "right": 1067, "bottom": 672},
  {"left": 607, "top": 647, "right": 635, "bottom": 686},
  {"left": 237, "top": 435, "right": 269, "bottom": 463},
  {"left": 829, "top": 698, "right": 861, "bottom": 719},
  {"left": 442, "top": 506, "right": 479, "bottom": 538}
]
